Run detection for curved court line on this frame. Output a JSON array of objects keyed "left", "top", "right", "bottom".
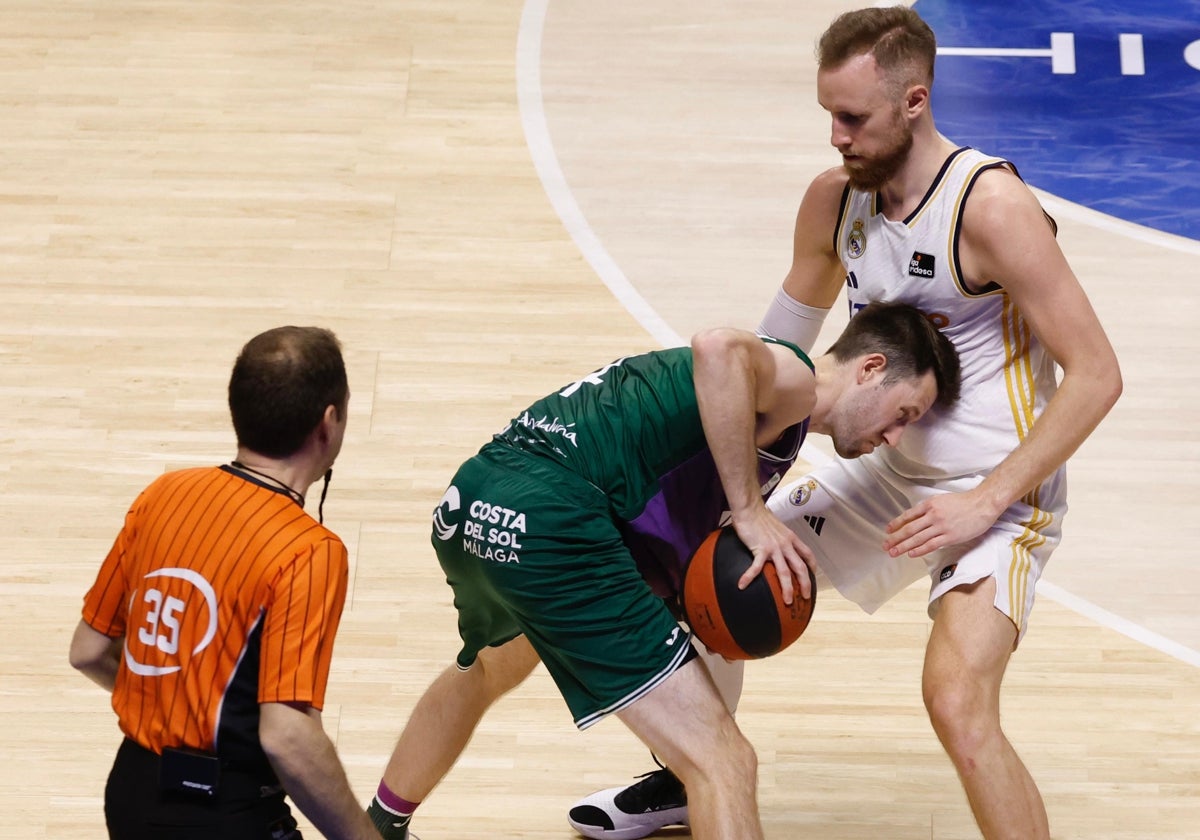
[
  {"left": 515, "top": 0, "right": 1200, "bottom": 669},
  {"left": 515, "top": 0, "right": 684, "bottom": 350},
  {"left": 1037, "top": 581, "right": 1200, "bottom": 668},
  {"left": 1035, "top": 190, "right": 1200, "bottom": 256}
]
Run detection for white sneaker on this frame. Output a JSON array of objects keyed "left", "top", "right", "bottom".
[{"left": 567, "top": 768, "right": 689, "bottom": 840}]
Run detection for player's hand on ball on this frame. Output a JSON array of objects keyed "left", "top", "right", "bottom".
[
  {"left": 682, "top": 525, "right": 817, "bottom": 660},
  {"left": 729, "top": 505, "right": 815, "bottom": 603}
]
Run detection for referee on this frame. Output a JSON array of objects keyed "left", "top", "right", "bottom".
[{"left": 70, "top": 326, "right": 380, "bottom": 840}]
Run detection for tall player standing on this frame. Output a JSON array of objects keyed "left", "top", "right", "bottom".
[{"left": 567, "top": 7, "right": 1122, "bottom": 840}]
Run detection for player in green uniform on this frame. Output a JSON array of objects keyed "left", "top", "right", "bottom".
[{"left": 369, "top": 302, "right": 960, "bottom": 840}]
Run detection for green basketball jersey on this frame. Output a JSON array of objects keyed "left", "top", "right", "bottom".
[
  {"left": 491, "top": 340, "right": 811, "bottom": 525},
  {"left": 493, "top": 347, "right": 702, "bottom": 522}
]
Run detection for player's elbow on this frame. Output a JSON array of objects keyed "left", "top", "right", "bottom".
[
  {"left": 1066, "top": 354, "right": 1122, "bottom": 419},
  {"left": 692, "top": 328, "right": 758, "bottom": 375},
  {"left": 691, "top": 327, "right": 744, "bottom": 357},
  {"left": 1095, "top": 362, "right": 1123, "bottom": 415},
  {"left": 1106, "top": 368, "right": 1123, "bottom": 410}
]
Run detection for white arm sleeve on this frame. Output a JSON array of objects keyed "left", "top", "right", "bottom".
[{"left": 756, "top": 287, "right": 831, "bottom": 354}]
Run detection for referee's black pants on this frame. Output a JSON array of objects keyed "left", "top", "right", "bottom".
[{"left": 104, "top": 739, "right": 301, "bottom": 840}]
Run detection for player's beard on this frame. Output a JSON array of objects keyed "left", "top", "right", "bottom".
[
  {"left": 844, "top": 112, "right": 914, "bottom": 191},
  {"left": 831, "top": 434, "right": 875, "bottom": 460},
  {"left": 827, "top": 389, "right": 882, "bottom": 460}
]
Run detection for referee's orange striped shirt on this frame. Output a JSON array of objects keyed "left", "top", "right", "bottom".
[{"left": 81, "top": 465, "right": 349, "bottom": 759}]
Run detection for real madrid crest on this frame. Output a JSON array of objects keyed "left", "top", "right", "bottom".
[
  {"left": 788, "top": 478, "right": 818, "bottom": 507},
  {"left": 846, "top": 218, "right": 867, "bottom": 259}
]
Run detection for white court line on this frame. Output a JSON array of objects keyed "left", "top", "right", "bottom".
[
  {"left": 514, "top": 0, "right": 1200, "bottom": 669},
  {"left": 1035, "top": 190, "right": 1200, "bottom": 256},
  {"left": 1037, "top": 581, "right": 1200, "bottom": 668},
  {"left": 515, "top": 0, "right": 683, "bottom": 350}
]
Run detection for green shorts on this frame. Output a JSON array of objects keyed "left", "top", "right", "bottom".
[{"left": 432, "top": 443, "right": 696, "bottom": 729}]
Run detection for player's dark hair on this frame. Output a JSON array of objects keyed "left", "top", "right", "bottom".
[
  {"left": 826, "top": 301, "right": 961, "bottom": 409},
  {"left": 228, "top": 326, "right": 348, "bottom": 458},
  {"left": 818, "top": 6, "right": 937, "bottom": 92}
]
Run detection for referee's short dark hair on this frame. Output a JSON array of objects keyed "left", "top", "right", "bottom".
[{"left": 228, "top": 326, "right": 348, "bottom": 458}]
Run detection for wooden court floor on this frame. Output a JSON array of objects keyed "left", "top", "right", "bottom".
[{"left": 2, "top": 1, "right": 1197, "bottom": 838}]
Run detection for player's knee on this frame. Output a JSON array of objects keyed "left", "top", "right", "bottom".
[
  {"left": 675, "top": 725, "right": 756, "bottom": 792},
  {"left": 473, "top": 637, "right": 539, "bottom": 698},
  {"left": 922, "top": 675, "right": 999, "bottom": 760},
  {"left": 731, "top": 731, "right": 758, "bottom": 780},
  {"left": 715, "top": 729, "right": 753, "bottom": 772},
  {"left": 924, "top": 671, "right": 967, "bottom": 726},
  {"left": 711, "top": 719, "right": 758, "bottom": 779}
]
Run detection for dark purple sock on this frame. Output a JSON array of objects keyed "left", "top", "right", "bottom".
[{"left": 376, "top": 781, "right": 420, "bottom": 817}]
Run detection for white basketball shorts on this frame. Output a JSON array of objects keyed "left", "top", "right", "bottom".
[{"left": 767, "top": 450, "right": 1066, "bottom": 642}]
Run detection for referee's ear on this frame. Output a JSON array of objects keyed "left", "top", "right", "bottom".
[{"left": 316, "top": 402, "right": 348, "bottom": 464}]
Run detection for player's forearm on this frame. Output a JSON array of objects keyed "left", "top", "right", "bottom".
[
  {"left": 978, "top": 366, "right": 1122, "bottom": 512},
  {"left": 691, "top": 330, "right": 765, "bottom": 515},
  {"left": 261, "top": 703, "right": 380, "bottom": 840}
]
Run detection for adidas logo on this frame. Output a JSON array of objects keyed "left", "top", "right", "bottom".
[{"left": 803, "top": 515, "right": 825, "bottom": 536}]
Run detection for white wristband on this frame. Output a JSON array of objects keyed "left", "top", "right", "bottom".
[{"left": 756, "top": 287, "right": 831, "bottom": 353}]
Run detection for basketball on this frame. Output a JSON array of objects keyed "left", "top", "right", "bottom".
[{"left": 681, "top": 526, "right": 816, "bottom": 660}]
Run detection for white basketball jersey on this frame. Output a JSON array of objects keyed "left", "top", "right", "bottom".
[{"left": 834, "top": 147, "right": 1060, "bottom": 480}]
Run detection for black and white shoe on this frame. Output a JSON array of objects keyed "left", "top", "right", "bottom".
[{"left": 567, "top": 766, "right": 688, "bottom": 840}]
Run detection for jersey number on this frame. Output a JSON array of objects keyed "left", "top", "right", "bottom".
[
  {"left": 557, "top": 357, "right": 629, "bottom": 398},
  {"left": 137, "top": 588, "right": 185, "bottom": 655}
]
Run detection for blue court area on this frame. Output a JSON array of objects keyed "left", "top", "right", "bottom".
[{"left": 917, "top": 0, "right": 1200, "bottom": 240}]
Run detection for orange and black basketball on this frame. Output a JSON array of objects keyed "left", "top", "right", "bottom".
[{"left": 681, "top": 525, "right": 816, "bottom": 660}]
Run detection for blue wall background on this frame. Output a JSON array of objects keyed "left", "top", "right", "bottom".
[{"left": 918, "top": 0, "right": 1200, "bottom": 240}]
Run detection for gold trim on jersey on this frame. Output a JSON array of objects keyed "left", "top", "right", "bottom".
[
  {"left": 1008, "top": 487, "right": 1052, "bottom": 632},
  {"left": 1001, "top": 296, "right": 1037, "bottom": 441},
  {"left": 947, "top": 157, "right": 1011, "bottom": 300},
  {"left": 834, "top": 185, "right": 856, "bottom": 264},
  {"left": 905, "top": 147, "right": 972, "bottom": 229},
  {"left": 1000, "top": 291, "right": 1048, "bottom": 632}
]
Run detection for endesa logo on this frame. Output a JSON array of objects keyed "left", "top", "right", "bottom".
[{"left": 909, "top": 252, "right": 935, "bottom": 278}]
